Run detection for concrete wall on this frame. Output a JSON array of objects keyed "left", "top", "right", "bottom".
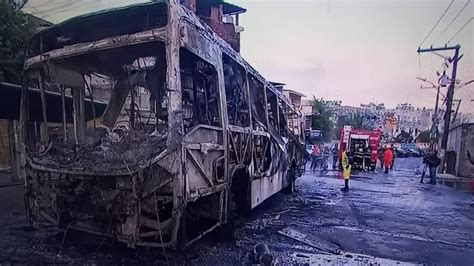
[
  {"left": 447, "top": 123, "right": 474, "bottom": 177},
  {"left": 458, "top": 124, "right": 474, "bottom": 177}
]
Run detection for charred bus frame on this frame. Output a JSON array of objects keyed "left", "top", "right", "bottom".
[{"left": 21, "top": 0, "right": 306, "bottom": 249}]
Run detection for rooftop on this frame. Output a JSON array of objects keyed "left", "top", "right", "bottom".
[{"left": 284, "top": 89, "right": 306, "bottom": 97}]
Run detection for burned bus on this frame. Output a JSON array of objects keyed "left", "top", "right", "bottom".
[{"left": 21, "top": 0, "right": 306, "bottom": 249}]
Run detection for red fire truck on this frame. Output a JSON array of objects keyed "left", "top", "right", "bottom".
[{"left": 339, "top": 126, "right": 382, "bottom": 171}]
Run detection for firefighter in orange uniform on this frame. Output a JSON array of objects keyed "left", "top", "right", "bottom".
[{"left": 383, "top": 146, "right": 394, "bottom": 174}]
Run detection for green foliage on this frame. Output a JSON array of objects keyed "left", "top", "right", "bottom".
[
  {"left": 416, "top": 130, "right": 430, "bottom": 142},
  {"left": 311, "top": 97, "right": 333, "bottom": 141},
  {"left": 0, "top": 1, "right": 37, "bottom": 83}
]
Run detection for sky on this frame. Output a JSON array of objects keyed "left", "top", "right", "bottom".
[{"left": 24, "top": 0, "right": 474, "bottom": 110}]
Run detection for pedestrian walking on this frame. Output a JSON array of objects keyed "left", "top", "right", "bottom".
[
  {"left": 331, "top": 144, "right": 339, "bottom": 170},
  {"left": 423, "top": 149, "right": 440, "bottom": 185},
  {"left": 383, "top": 146, "right": 393, "bottom": 174},
  {"left": 378, "top": 146, "right": 385, "bottom": 172},
  {"left": 390, "top": 145, "right": 396, "bottom": 170},
  {"left": 466, "top": 151, "right": 474, "bottom": 192},
  {"left": 341, "top": 149, "right": 351, "bottom": 192},
  {"left": 310, "top": 144, "right": 320, "bottom": 172},
  {"left": 467, "top": 150, "right": 474, "bottom": 165},
  {"left": 322, "top": 145, "right": 331, "bottom": 171}
]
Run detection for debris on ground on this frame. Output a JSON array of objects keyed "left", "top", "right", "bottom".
[
  {"left": 252, "top": 243, "right": 275, "bottom": 266},
  {"left": 278, "top": 227, "right": 340, "bottom": 255}
]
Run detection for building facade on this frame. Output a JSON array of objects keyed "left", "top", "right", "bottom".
[
  {"left": 181, "top": 0, "right": 246, "bottom": 52},
  {"left": 446, "top": 123, "right": 474, "bottom": 177},
  {"left": 387, "top": 103, "right": 433, "bottom": 138}
]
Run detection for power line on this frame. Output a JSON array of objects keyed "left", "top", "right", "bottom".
[
  {"left": 434, "top": 0, "right": 471, "bottom": 44},
  {"left": 448, "top": 17, "right": 474, "bottom": 43},
  {"left": 419, "top": 0, "right": 455, "bottom": 47}
]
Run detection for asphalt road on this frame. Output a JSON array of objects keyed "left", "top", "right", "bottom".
[{"left": 0, "top": 158, "right": 473, "bottom": 265}]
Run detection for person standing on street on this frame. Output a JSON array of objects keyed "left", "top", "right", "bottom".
[
  {"left": 331, "top": 144, "right": 339, "bottom": 170},
  {"left": 467, "top": 150, "right": 474, "bottom": 165},
  {"left": 341, "top": 148, "right": 351, "bottom": 191},
  {"left": 424, "top": 149, "right": 441, "bottom": 185},
  {"left": 466, "top": 151, "right": 474, "bottom": 192},
  {"left": 378, "top": 146, "right": 385, "bottom": 172},
  {"left": 390, "top": 145, "right": 396, "bottom": 171},
  {"left": 383, "top": 146, "right": 393, "bottom": 174},
  {"left": 311, "top": 144, "right": 320, "bottom": 172}
]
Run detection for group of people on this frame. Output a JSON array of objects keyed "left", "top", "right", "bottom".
[
  {"left": 309, "top": 142, "right": 449, "bottom": 192},
  {"left": 309, "top": 143, "right": 338, "bottom": 172},
  {"left": 339, "top": 145, "right": 395, "bottom": 192}
]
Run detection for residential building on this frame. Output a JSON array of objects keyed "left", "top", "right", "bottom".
[
  {"left": 302, "top": 99, "right": 313, "bottom": 130},
  {"left": 181, "top": 0, "right": 246, "bottom": 52},
  {"left": 388, "top": 103, "right": 433, "bottom": 137},
  {"left": 271, "top": 82, "right": 285, "bottom": 93},
  {"left": 283, "top": 89, "right": 305, "bottom": 109}
]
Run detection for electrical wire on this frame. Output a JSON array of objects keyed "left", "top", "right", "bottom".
[
  {"left": 448, "top": 17, "right": 474, "bottom": 43},
  {"left": 419, "top": 0, "right": 455, "bottom": 47},
  {"left": 434, "top": 0, "right": 471, "bottom": 44}
]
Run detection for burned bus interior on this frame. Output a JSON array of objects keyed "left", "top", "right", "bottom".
[{"left": 23, "top": 41, "right": 168, "bottom": 173}]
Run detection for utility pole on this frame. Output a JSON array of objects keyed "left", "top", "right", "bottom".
[
  {"left": 417, "top": 45, "right": 461, "bottom": 173},
  {"left": 416, "top": 77, "right": 441, "bottom": 143}
]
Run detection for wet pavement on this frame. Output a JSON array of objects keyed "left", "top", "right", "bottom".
[{"left": 0, "top": 158, "right": 473, "bottom": 265}]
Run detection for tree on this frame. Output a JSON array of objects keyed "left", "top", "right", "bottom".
[
  {"left": 416, "top": 130, "right": 430, "bottom": 143},
  {"left": 0, "top": 1, "right": 37, "bottom": 83},
  {"left": 311, "top": 97, "right": 333, "bottom": 141}
]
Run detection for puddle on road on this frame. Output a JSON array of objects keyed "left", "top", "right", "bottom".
[{"left": 291, "top": 251, "right": 419, "bottom": 265}]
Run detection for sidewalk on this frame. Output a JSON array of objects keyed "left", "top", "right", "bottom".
[{"left": 437, "top": 173, "right": 473, "bottom": 192}]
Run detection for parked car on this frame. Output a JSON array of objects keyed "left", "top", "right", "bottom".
[
  {"left": 413, "top": 149, "right": 425, "bottom": 157},
  {"left": 396, "top": 148, "right": 410, "bottom": 158},
  {"left": 407, "top": 148, "right": 422, "bottom": 157}
]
